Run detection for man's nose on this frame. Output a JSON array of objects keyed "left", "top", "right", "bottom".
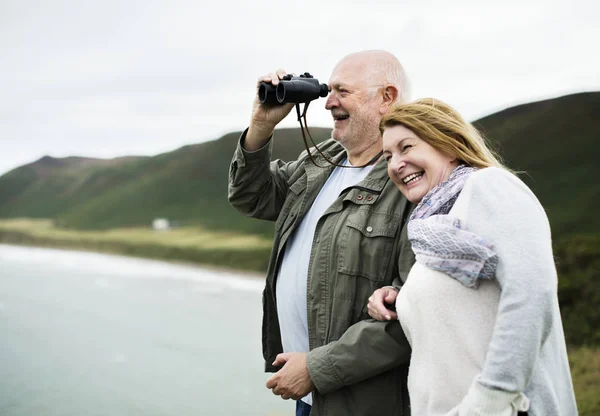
[{"left": 325, "top": 92, "right": 338, "bottom": 110}]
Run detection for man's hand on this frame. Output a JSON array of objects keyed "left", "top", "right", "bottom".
[
  {"left": 265, "top": 352, "right": 315, "bottom": 400},
  {"left": 367, "top": 286, "right": 399, "bottom": 321},
  {"left": 245, "top": 69, "right": 295, "bottom": 151}
]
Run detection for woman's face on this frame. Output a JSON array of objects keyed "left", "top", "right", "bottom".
[{"left": 383, "top": 125, "right": 459, "bottom": 204}]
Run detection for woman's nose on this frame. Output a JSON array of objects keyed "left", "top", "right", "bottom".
[
  {"left": 392, "top": 155, "right": 404, "bottom": 169},
  {"left": 390, "top": 157, "right": 407, "bottom": 174}
]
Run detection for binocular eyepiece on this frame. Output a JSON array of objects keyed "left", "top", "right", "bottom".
[{"left": 258, "top": 72, "right": 329, "bottom": 106}]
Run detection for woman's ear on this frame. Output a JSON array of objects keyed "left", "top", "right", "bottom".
[{"left": 380, "top": 86, "right": 398, "bottom": 114}]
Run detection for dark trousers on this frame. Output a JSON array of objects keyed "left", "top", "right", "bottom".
[{"left": 295, "top": 400, "right": 311, "bottom": 416}]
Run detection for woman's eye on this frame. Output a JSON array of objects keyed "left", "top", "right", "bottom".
[{"left": 402, "top": 145, "right": 412, "bottom": 152}]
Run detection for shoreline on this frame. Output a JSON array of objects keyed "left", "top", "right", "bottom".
[
  {"left": 0, "top": 239, "right": 267, "bottom": 282},
  {"left": 0, "top": 218, "right": 274, "bottom": 276}
]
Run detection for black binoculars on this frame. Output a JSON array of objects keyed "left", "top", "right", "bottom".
[{"left": 258, "top": 72, "right": 329, "bottom": 106}]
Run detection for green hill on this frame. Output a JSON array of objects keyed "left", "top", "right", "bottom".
[
  {"left": 0, "top": 155, "right": 147, "bottom": 219},
  {"left": 473, "top": 91, "right": 600, "bottom": 237},
  {"left": 0, "top": 128, "right": 332, "bottom": 236},
  {"left": 1, "top": 92, "right": 598, "bottom": 241}
]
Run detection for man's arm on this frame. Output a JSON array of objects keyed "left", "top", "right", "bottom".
[
  {"left": 265, "top": 314, "right": 410, "bottom": 400},
  {"left": 227, "top": 69, "right": 297, "bottom": 220},
  {"left": 457, "top": 168, "right": 556, "bottom": 414},
  {"left": 306, "top": 318, "right": 411, "bottom": 394},
  {"left": 228, "top": 130, "right": 299, "bottom": 221}
]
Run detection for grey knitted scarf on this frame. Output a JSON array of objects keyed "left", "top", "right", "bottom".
[{"left": 407, "top": 165, "right": 498, "bottom": 288}]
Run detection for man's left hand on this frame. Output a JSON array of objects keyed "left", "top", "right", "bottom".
[{"left": 265, "top": 352, "right": 315, "bottom": 400}]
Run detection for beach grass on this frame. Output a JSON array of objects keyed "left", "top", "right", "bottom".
[
  {"left": 569, "top": 345, "right": 600, "bottom": 415},
  {"left": 0, "top": 218, "right": 273, "bottom": 272}
]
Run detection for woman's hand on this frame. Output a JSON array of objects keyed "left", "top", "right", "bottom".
[{"left": 367, "top": 286, "right": 399, "bottom": 321}]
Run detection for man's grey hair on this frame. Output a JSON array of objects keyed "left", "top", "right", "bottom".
[
  {"left": 381, "top": 60, "right": 411, "bottom": 103},
  {"left": 355, "top": 50, "right": 410, "bottom": 103}
]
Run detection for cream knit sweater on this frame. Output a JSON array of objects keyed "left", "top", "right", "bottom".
[{"left": 396, "top": 168, "right": 577, "bottom": 416}]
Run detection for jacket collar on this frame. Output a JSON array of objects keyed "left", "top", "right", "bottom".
[{"left": 303, "top": 139, "right": 390, "bottom": 194}]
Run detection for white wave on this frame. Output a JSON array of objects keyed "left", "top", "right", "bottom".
[{"left": 0, "top": 244, "right": 265, "bottom": 293}]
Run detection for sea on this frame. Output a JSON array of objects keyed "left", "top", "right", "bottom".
[{"left": 0, "top": 244, "right": 292, "bottom": 416}]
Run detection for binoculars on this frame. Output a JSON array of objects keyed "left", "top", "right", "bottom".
[{"left": 258, "top": 72, "right": 329, "bottom": 106}]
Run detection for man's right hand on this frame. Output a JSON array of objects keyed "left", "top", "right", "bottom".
[
  {"left": 367, "top": 286, "right": 399, "bottom": 321},
  {"left": 244, "top": 69, "right": 295, "bottom": 151}
]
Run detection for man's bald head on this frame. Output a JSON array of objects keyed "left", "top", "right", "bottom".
[{"left": 334, "top": 50, "right": 410, "bottom": 103}]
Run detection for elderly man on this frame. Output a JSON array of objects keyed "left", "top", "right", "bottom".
[{"left": 228, "top": 50, "right": 415, "bottom": 416}]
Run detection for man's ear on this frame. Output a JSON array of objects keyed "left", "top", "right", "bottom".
[{"left": 380, "top": 86, "right": 398, "bottom": 114}]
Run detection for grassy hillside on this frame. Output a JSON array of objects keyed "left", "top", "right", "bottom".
[
  {"left": 0, "top": 128, "right": 332, "bottom": 236},
  {"left": 0, "top": 155, "right": 148, "bottom": 219},
  {"left": 1, "top": 93, "right": 598, "bottom": 242},
  {"left": 0, "top": 218, "right": 273, "bottom": 273},
  {"left": 474, "top": 92, "right": 600, "bottom": 237}
]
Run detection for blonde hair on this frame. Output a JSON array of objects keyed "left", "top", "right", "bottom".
[{"left": 380, "top": 98, "right": 507, "bottom": 170}]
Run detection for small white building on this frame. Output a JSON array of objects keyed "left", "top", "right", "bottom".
[{"left": 152, "top": 218, "right": 171, "bottom": 231}]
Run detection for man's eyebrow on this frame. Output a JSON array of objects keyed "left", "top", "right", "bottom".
[{"left": 330, "top": 82, "right": 349, "bottom": 89}]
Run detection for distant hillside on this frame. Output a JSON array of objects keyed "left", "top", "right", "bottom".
[
  {"left": 0, "top": 92, "right": 598, "bottom": 240},
  {"left": 0, "top": 155, "right": 148, "bottom": 220},
  {"left": 0, "top": 128, "right": 332, "bottom": 236},
  {"left": 473, "top": 91, "right": 599, "bottom": 237}
]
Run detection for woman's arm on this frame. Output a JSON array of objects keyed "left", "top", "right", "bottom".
[{"left": 457, "top": 167, "right": 557, "bottom": 415}]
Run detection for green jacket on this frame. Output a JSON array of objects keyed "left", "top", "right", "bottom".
[{"left": 228, "top": 132, "right": 415, "bottom": 415}]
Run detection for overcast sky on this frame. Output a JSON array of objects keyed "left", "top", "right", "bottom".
[{"left": 1, "top": 0, "right": 598, "bottom": 176}]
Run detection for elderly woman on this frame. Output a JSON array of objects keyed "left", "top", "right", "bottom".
[{"left": 368, "top": 99, "right": 577, "bottom": 416}]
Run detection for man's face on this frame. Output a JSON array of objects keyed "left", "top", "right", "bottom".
[{"left": 325, "top": 59, "right": 382, "bottom": 149}]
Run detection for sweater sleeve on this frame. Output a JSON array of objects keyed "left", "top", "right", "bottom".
[{"left": 457, "top": 168, "right": 556, "bottom": 415}]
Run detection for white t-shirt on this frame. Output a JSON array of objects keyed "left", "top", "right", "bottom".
[{"left": 276, "top": 158, "right": 372, "bottom": 405}]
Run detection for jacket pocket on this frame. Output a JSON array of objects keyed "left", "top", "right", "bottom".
[
  {"left": 337, "top": 210, "right": 399, "bottom": 281},
  {"left": 274, "top": 172, "right": 306, "bottom": 239},
  {"left": 288, "top": 171, "right": 307, "bottom": 195}
]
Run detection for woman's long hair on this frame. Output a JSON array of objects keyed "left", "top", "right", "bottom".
[{"left": 380, "top": 98, "right": 509, "bottom": 170}]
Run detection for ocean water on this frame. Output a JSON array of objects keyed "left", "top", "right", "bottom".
[{"left": 0, "top": 244, "right": 292, "bottom": 416}]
